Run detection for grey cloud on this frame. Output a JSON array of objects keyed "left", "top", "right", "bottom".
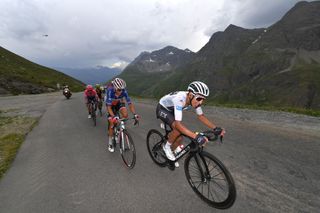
[
  {"left": 0, "top": 0, "right": 308, "bottom": 69},
  {"left": 234, "top": 0, "right": 303, "bottom": 28}
]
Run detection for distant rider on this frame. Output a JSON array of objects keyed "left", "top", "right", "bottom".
[
  {"left": 84, "top": 85, "right": 98, "bottom": 118},
  {"left": 95, "top": 84, "right": 103, "bottom": 101}
]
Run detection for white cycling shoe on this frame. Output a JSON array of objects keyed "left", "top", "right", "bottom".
[
  {"left": 108, "top": 144, "right": 114, "bottom": 153},
  {"left": 163, "top": 144, "right": 176, "bottom": 161}
]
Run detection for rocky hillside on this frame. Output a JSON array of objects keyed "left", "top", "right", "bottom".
[
  {"left": 118, "top": 46, "right": 195, "bottom": 95},
  {"left": 122, "top": 1, "right": 320, "bottom": 110},
  {"left": 127, "top": 46, "right": 195, "bottom": 73},
  {"left": 0, "top": 46, "right": 84, "bottom": 95}
]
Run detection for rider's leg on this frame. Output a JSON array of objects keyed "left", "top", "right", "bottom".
[
  {"left": 86, "top": 102, "right": 91, "bottom": 118},
  {"left": 168, "top": 121, "right": 184, "bottom": 150},
  {"left": 163, "top": 121, "right": 181, "bottom": 161},
  {"left": 172, "top": 135, "right": 183, "bottom": 150},
  {"left": 107, "top": 105, "right": 117, "bottom": 152},
  {"left": 119, "top": 106, "right": 128, "bottom": 118},
  {"left": 107, "top": 119, "right": 115, "bottom": 152}
]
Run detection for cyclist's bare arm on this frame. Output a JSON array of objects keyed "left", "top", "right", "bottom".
[
  {"left": 128, "top": 103, "right": 136, "bottom": 115},
  {"left": 173, "top": 121, "right": 197, "bottom": 139},
  {"left": 197, "top": 114, "right": 216, "bottom": 129},
  {"left": 107, "top": 105, "right": 115, "bottom": 117}
]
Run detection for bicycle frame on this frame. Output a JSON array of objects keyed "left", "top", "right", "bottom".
[
  {"left": 113, "top": 119, "right": 126, "bottom": 150},
  {"left": 160, "top": 122, "right": 202, "bottom": 163},
  {"left": 160, "top": 122, "right": 220, "bottom": 163},
  {"left": 89, "top": 100, "right": 96, "bottom": 114},
  {"left": 112, "top": 117, "right": 137, "bottom": 149}
]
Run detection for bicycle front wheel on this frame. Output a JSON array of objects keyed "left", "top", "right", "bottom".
[
  {"left": 146, "top": 129, "right": 167, "bottom": 167},
  {"left": 184, "top": 151, "right": 236, "bottom": 209},
  {"left": 119, "top": 129, "right": 136, "bottom": 169},
  {"left": 92, "top": 110, "right": 96, "bottom": 126}
]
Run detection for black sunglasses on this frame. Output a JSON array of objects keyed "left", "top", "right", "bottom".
[
  {"left": 116, "top": 89, "right": 122, "bottom": 92},
  {"left": 195, "top": 96, "right": 205, "bottom": 102}
]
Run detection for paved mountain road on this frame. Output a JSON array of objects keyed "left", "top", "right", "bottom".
[{"left": 0, "top": 93, "right": 319, "bottom": 213}]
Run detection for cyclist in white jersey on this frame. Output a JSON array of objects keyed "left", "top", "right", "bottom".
[{"left": 156, "top": 81, "right": 222, "bottom": 166}]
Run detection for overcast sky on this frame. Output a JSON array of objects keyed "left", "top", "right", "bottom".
[{"left": 0, "top": 0, "right": 306, "bottom": 69}]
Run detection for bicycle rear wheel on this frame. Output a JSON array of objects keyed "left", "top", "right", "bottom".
[
  {"left": 98, "top": 101, "right": 103, "bottom": 116},
  {"left": 119, "top": 129, "right": 136, "bottom": 169},
  {"left": 184, "top": 151, "right": 236, "bottom": 209},
  {"left": 146, "top": 129, "right": 167, "bottom": 167},
  {"left": 92, "top": 110, "right": 96, "bottom": 126}
]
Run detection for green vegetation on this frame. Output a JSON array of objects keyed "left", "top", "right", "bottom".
[
  {"left": 0, "top": 114, "right": 38, "bottom": 179},
  {"left": 206, "top": 101, "right": 320, "bottom": 117},
  {"left": 0, "top": 133, "right": 25, "bottom": 179},
  {"left": 0, "top": 46, "right": 84, "bottom": 94},
  {"left": 119, "top": 68, "right": 172, "bottom": 97}
]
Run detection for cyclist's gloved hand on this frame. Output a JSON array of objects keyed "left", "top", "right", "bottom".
[
  {"left": 110, "top": 116, "right": 119, "bottom": 123},
  {"left": 213, "top": 127, "right": 223, "bottom": 136},
  {"left": 195, "top": 133, "right": 208, "bottom": 146}
]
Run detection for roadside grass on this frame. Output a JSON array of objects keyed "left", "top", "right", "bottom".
[
  {"left": 0, "top": 115, "right": 38, "bottom": 179},
  {"left": 206, "top": 102, "right": 320, "bottom": 117}
]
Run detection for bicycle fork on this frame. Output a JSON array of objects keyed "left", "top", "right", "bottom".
[{"left": 193, "top": 153, "right": 210, "bottom": 183}]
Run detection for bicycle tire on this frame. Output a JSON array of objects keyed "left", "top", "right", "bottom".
[
  {"left": 146, "top": 129, "right": 167, "bottom": 167},
  {"left": 184, "top": 151, "right": 236, "bottom": 209},
  {"left": 92, "top": 110, "right": 96, "bottom": 126},
  {"left": 119, "top": 129, "right": 136, "bottom": 169},
  {"left": 98, "top": 101, "right": 103, "bottom": 116}
]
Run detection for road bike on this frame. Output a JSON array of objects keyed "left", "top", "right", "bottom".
[
  {"left": 111, "top": 116, "right": 139, "bottom": 169},
  {"left": 146, "top": 123, "right": 236, "bottom": 209}
]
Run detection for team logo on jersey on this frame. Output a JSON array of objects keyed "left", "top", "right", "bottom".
[
  {"left": 160, "top": 111, "right": 167, "bottom": 118},
  {"left": 176, "top": 106, "right": 183, "bottom": 111}
]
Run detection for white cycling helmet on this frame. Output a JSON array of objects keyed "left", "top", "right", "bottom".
[
  {"left": 187, "top": 81, "right": 209, "bottom": 97},
  {"left": 112, "top": 78, "right": 126, "bottom": 90}
]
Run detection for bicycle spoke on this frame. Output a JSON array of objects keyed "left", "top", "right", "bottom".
[
  {"left": 120, "top": 130, "right": 136, "bottom": 168},
  {"left": 185, "top": 151, "right": 236, "bottom": 208},
  {"left": 210, "top": 179, "right": 228, "bottom": 193}
]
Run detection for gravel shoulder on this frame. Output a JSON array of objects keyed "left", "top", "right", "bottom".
[
  {"left": 1, "top": 93, "right": 319, "bottom": 136},
  {"left": 135, "top": 98, "right": 320, "bottom": 138}
]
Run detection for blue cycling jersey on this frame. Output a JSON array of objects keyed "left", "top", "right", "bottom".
[{"left": 105, "top": 86, "right": 131, "bottom": 106}]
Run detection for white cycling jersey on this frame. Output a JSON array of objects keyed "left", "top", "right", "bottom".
[{"left": 159, "top": 91, "right": 203, "bottom": 121}]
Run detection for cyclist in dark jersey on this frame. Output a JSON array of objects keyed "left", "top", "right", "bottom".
[
  {"left": 105, "top": 78, "right": 139, "bottom": 152},
  {"left": 95, "top": 84, "right": 103, "bottom": 100}
]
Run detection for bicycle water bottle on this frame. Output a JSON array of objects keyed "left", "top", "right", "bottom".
[{"left": 174, "top": 144, "right": 185, "bottom": 157}]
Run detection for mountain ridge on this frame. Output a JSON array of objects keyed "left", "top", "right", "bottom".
[
  {"left": 0, "top": 46, "right": 84, "bottom": 95},
  {"left": 119, "top": 1, "right": 320, "bottom": 110}
]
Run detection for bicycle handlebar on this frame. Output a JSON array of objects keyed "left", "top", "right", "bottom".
[
  {"left": 195, "top": 130, "right": 225, "bottom": 144},
  {"left": 117, "top": 117, "right": 139, "bottom": 126}
]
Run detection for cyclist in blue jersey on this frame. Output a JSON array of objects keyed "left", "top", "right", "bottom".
[{"left": 106, "top": 78, "right": 139, "bottom": 152}]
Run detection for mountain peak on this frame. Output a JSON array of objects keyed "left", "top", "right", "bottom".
[{"left": 225, "top": 24, "right": 245, "bottom": 32}]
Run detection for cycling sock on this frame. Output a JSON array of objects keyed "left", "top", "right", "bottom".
[
  {"left": 165, "top": 141, "right": 171, "bottom": 149},
  {"left": 108, "top": 136, "right": 113, "bottom": 145}
]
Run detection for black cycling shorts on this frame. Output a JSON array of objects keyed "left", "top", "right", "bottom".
[
  {"left": 86, "top": 96, "right": 96, "bottom": 104},
  {"left": 107, "top": 102, "right": 126, "bottom": 117},
  {"left": 156, "top": 103, "right": 175, "bottom": 127}
]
